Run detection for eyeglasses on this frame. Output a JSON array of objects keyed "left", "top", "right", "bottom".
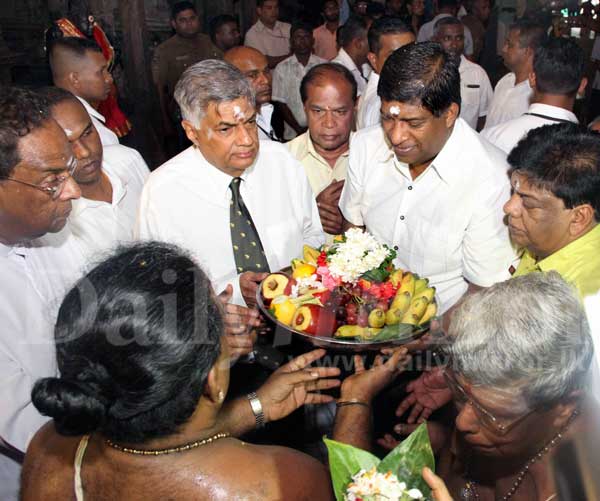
[
  {"left": 443, "top": 370, "right": 538, "bottom": 436},
  {"left": 0, "top": 158, "right": 77, "bottom": 200}
]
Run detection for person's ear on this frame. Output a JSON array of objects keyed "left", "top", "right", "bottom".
[
  {"left": 203, "top": 366, "right": 221, "bottom": 404},
  {"left": 552, "top": 390, "right": 582, "bottom": 428},
  {"left": 569, "top": 203, "right": 595, "bottom": 238},
  {"left": 181, "top": 120, "right": 201, "bottom": 147},
  {"left": 68, "top": 71, "right": 80, "bottom": 90},
  {"left": 528, "top": 71, "right": 536, "bottom": 90},
  {"left": 367, "top": 51, "right": 378, "bottom": 72},
  {"left": 444, "top": 102, "right": 460, "bottom": 128},
  {"left": 170, "top": 19, "right": 177, "bottom": 31},
  {"left": 577, "top": 77, "right": 588, "bottom": 99}
]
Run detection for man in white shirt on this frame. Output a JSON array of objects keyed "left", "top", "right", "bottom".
[
  {"left": 288, "top": 63, "right": 357, "bottom": 238},
  {"left": 339, "top": 42, "right": 515, "bottom": 315},
  {"left": 332, "top": 16, "right": 370, "bottom": 97},
  {"left": 137, "top": 60, "right": 325, "bottom": 308},
  {"left": 244, "top": 0, "right": 291, "bottom": 69},
  {"left": 357, "top": 17, "right": 415, "bottom": 130},
  {"left": 0, "top": 87, "right": 81, "bottom": 501},
  {"left": 272, "top": 23, "right": 327, "bottom": 140},
  {"left": 49, "top": 37, "right": 120, "bottom": 146},
  {"left": 433, "top": 17, "right": 493, "bottom": 130},
  {"left": 417, "top": 0, "right": 474, "bottom": 57},
  {"left": 484, "top": 19, "right": 546, "bottom": 129},
  {"left": 225, "top": 46, "right": 279, "bottom": 142},
  {"left": 482, "top": 37, "right": 585, "bottom": 154}
]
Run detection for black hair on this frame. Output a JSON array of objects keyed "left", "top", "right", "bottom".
[
  {"left": 171, "top": 1, "right": 196, "bottom": 20},
  {"left": 438, "top": 0, "right": 459, "bottom": 11},
  {"left": 322, "top": 0, "right": 338, "bottom": 8},
  {"left": 508, "top": 123, "right": 600, "bottom": 220},
  {"left": 533, "top": 37, "right": 584, "bottom": 96},
  {"left": 510, "top": 18, "right": 547, "bottom": 50},
  {"left": 434, "top": 15, "right": 463, "bottom": 33},
  {"left": 300, "top": 62, "right": 358, "bottom": 103},
  {"left": 257, "top": 0, "right": 277, "bottom": 7},
  {"left": 378, "top": 41, "right": 460, "bottom": 116},
  {"left": 208, "top": 14, "right": 239, "bottom": 44},
  {"left": 48, "top": 36, "right": 102, "bottom": 59},
  {"left": 37, "top": 86, "right": 79, "bottom": 106},
  {"left": 291, "top": 21, "right": 314, "bottom": 38},
  {"left": 31, "top": 242, "right": 224, "bottom": 443},
  {"left": 337, "top": 16, "right": 368, "bottom": 48},
  {"left": 367, "top": 3, "right": 386, "bottom": 17},
  {"left": 368, "top": 16, "right": 412, "bottom": 54},
  {"left": 0, "top": 87, "right": 52, "bottom": 179}
]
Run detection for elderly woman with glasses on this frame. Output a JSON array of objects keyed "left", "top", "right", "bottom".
[{"left": 435, "top": 271, "right": 597, "bottom": 501}]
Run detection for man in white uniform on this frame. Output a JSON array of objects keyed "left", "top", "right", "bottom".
[
  {"left": 136, "top": 60, "right": 325, "bottom": 308},
  {"left": 482, "top": 37, "right": 584, "bottom": 153},
  {"left": 484, "top": 19, "right": 546, "bottom": 129},
  {"left": 417, "top": 0, "right": 474, "bottom": 57},
  {"left": 332, "top": 16, "right": 370, "bottom": 97},
  {"left": 433, "top": 17, "right": 492, "bottom": 130},
  {"left": 244, "top": 0, "right": 291, "bottom": 69},
  {"left": 49, "top": 37, "right": 120, "bottom": 146},
  {"left": 357, "top": 17, "right": 414, "bottom": 130},
  {"left": 340, "top": 42, "right": 515, "bottom": 315},
  {"left": 0, "top": 87, "right": 81, "bottom": 501}
]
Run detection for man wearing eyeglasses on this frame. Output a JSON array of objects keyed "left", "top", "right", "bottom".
[{"left": 0, "top": 87, "right": 80, "bottom": 501}]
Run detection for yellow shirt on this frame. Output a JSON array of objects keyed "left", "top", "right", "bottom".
[
  {"left": 513, "top": 224, "right": 600, "bottom": 299},
  {"left": 287, "top": 131, "right": 350, "bottom": 242}
]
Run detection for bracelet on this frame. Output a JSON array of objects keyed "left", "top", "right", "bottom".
[
  {"left": 336, "top": 399, "right": 371, "bottom": 410},
  {"left": 246, "top": 392, "right": 265, "bottom": 428}
]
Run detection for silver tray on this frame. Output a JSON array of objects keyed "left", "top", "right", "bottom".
[{"left": 255, "top": 271, "right": 431, "bottom": 353}]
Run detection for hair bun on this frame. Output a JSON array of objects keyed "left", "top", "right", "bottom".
[{"left": 32, "top": 377, "right": 108, "bottom": 435}]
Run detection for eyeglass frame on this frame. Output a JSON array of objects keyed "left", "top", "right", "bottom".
[
  {"left": 443, "top": 368, "right": 539, "bottom": 436},
  {"left": 0, "top": 157, "right": 78, "bottom": 200}
]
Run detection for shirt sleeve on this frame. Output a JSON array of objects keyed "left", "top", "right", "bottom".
[
  {"left": 297, "top": 159, "right": 326, "bottom": 249},
  {"left": 479, "top": 69, "right": 494, "bottom": 118},
  {"left": 244, "top": 28, "right": 265, "bottom": 54},
  {"left": 271, "top": 64, "right": 288, "bottom": 104},
  {"left": 462, "top": 170, "right": 517, "bottom": 286},
  {"left": 464, "top": 26, "right": 474, "bottom": 56},
  {"left": 339, "top": 136, "right": 367, "bottom": 226}
]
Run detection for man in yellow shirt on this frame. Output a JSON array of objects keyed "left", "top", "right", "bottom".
[
  {"left": 505, "top": 123, "right": 600, "bottom": 298},
  {"left": 287, "top": 63, "right": 357, "bottom": 238}
]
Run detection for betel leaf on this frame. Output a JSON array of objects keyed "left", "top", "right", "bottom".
[
  {"left": 323, "top": 438, "right": 380, "bottom": 501},
  {"left": 377, "top": 423, "right": 435, "bottom": 498}
]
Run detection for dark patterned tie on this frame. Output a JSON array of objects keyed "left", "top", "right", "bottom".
[{"left": 229, "top": 177, "right": 270, "bottom": 274}]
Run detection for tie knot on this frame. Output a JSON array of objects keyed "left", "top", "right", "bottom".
[{"left": 230, "top": 177, "right": 242, "bottom": 194}]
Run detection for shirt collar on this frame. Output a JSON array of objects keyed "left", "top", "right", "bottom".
[
  {"left": 0, "top": 242, "right": 14, "bottom": 258},
  {"left": 76, "top": 96, "right": 107, "bottom": 124},
  {"left": 303, "top": 131, "right": 350, "bottom": 165},
  {"left": 255, "top": 19, "right": 282, "bottom": 33},
  {"left": 526, "top": 103, "right": 578, "bottom": 124},
  {"left": 336, "top": 48, "right": 359, "bottom": 73},
  {"left": 538, "top": 224, "right": 600, "bottom": 273}
]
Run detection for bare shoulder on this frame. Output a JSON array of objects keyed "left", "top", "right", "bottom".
[{"left": 21, "top": 422, "right": 80, "bottom": 500}]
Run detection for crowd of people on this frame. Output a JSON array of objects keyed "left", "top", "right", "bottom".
[{"left": 1, "top": 0, "right": 600, "bottom": 499}]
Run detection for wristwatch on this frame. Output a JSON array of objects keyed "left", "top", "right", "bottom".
[{"left": 246, "top": 392, "right": 265, "bottom": 428}]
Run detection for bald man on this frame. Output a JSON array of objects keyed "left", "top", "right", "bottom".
[
  {"left": 224, "top": 46, "right": 278, "bottom": 141},
  {"left": 49, "top": 37, "right": 119, "bottom": 146}
]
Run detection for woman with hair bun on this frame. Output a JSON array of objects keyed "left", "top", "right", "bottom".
[{"left": 20, "top": 242, "right": 347, "bottom": 500}]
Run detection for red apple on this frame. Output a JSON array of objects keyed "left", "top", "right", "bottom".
[{"left": 292, "top": 304, "right": 337, "bottom": 337}]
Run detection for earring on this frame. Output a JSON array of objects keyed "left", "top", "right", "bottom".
[{"left": 218, "top": 390, "right": 225, "bottom": 403}]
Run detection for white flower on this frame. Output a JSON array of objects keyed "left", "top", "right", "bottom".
[
  {"left": 327, "top": 229, "right": 391, "bottom": 283},
  {"left": 343, "top": 468, "right": 424, "bottom": 501}
]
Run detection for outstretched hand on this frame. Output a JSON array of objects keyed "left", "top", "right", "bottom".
[
  {"left": 395, "top": 366, "right": 452, "bottom": 423},
  {"left": 256, "top": 349, "right": 341, "bottom": 423}
]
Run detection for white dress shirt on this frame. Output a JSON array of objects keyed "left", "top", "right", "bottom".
[
  {"left": 244, "top": 20, "right": 291, "bottom": 58},
  {"left": 69, "top": 145, "right": 149, "bottom": 262},
  {"left": 417, "top": 13, "right": 474, "bottom": 56},
  {"left": 585, "top": 291, "right": 600, "bottom": 404},
  {"left": 357, "top": 72, "right": 381, "bottom": 130},
  {"left": 256, "top": 103, "right": 277, "bottom": 141},
  {"left": 332, "top": 48, "right": 367, "bottom": 96},
  {"left": 339, "top": 119, "right": 516, "bottom": 313},
  {"left": 0, "top": 244, "right": 57, "bottom": 500},
  {"left": 484, "top": 72, "right": 533, "bottom": 129},
  {"left": 76, "top": 96, "right": 119, "bottom": 146},
  {"left": 272, "top": 53, "right": 327, "bottom": 140},
  {"left": 458, "top": 55, "right": 494, "bottom": 129},
  {"left": 481, "top": 102, "right": 578, "bottom": 154},
  {"left": 136, "top": 141, "right": 326, "bottom": 306}
]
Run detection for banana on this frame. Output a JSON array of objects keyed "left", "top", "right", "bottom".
[
  {"left": 335, "top": 325, "right": 365, "bottom": 338},
  {"left": 368, "top": 308, "right": 386, "bottom": 328},
  {"left": 386, "top": 292, "right": 411, "bottom": 325},
  {"left": 401, "top": 297, "right": 429, "bottom": 324},
  {"left": 414, "top": 278, "right": 429, "bottom": 295},
  {"left": 414, "top": 286, "right": 435, "bottom": 303},
  {"left": 397, "top": 272, "right": 416, "bottom": 300},
  {"left": 389, "top": 269, "right": 404, "bottom": 287},
  {"left": 418, "top": 302, "right": 438, "bottom": 325}
]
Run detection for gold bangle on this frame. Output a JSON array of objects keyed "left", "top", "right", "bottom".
[{"left": 336, "top": 400, "right": 370, "bottom": 409}]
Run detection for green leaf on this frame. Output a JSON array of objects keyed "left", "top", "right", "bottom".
[
  {"left": 377, "top": 423, "right": 435, "bottom": 498},
  {"left": 323, "top": 437, "right": 380, "bottom": 501},
  {"left": 370, "top": 323, "right": 415, "bottom": 342}
]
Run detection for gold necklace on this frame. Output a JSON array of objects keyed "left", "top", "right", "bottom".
[
  {"left": 460, "top": 409, "right": 578, "bottom": 501},
  {"left": 105, "top": 432, "right": 230, "bottom": 456}
]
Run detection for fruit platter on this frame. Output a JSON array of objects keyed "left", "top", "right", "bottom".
[{"left": 257, "top": 229, "right": 438, "bottom": 352}]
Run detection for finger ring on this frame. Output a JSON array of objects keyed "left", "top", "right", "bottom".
[{"left": 395, "top": 424, "right": 404, "bottom": 434}]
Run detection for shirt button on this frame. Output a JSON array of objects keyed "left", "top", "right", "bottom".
[
  {"left": 408, "top": 186, "right": 413, "bottom": 190},
  {"left": 400, "top": 215, "right": 405, "bottom": 221}
]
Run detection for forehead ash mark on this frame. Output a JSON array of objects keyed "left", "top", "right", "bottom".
[
  {"left": 389, "top": 106, "right": 401, "bottom": 116},
  {"left": 232, "top": 105, "right": 246, "bottom": 121}
]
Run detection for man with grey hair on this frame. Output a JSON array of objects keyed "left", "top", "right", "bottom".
[{"left": 136, "top": 59, "right": 324, "bottom": 314}]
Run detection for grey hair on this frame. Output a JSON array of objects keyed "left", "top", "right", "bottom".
[
  {"left": 447, "top": 271, "right": 593, "bottom": 408},
  {"left": 173, "top": 59, "right": 255, "bottom": 127}
]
